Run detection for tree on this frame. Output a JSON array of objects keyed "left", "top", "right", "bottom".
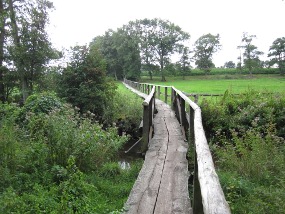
[
  {"left": 193, "top": 33, "right": 221, "bottom": 73},
  {"left": 127, "top": 18, "right": 190, "bottom": 81},
  {"left": 92, "top": 28, "right": 141, "bottom": 80},
  {"left": 0, "top": 0, "right": 5, "bottom": 102},
  {"left": 114, "top": 28, "right": 141, "bottom": 80},
  {"left": 268, "top": 37, "right": 285, "bottom": 75},
  {"left": 8, "top": 0, "right": 55, "bottom": 102},
  {"left": 224, "top": 61, "right": 236, "bottom": 68},
  {"left": 239, "top": 32, "right": 263, "bottom": 76},
  {"left": 177, "top": 47, "right": 191, "bottom": 79},
  {"left": 57, "top": 45, "right": 116, "bottom": 117}
]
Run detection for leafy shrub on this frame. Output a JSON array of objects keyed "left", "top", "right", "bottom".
[
  {"left": 0, "top": 94, "right": 141, "bottom": 213},
  {"left": 201, "top": 90, "right": 285, "bottom": 139},
  {"left": 201, "top": 90, "right": 285, "bottom": 213},
  {"left": 17, "top": 92, "right": 62, "bottom": 125},
  {"left": 23, "top": 104, "right": 128, "bottom": 171}
]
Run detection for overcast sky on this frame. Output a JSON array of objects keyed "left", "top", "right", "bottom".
[{"left": 47, "top": 0, "right": 285, "bottom": 67}]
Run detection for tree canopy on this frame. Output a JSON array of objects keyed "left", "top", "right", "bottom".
[
  {"left": 57, "top": 45, "right": 116, "bottom": 117},
  {"left": 239, "top": 32, "right": 263, "bottom": 76},
  {"left": 193, "top": 33, "right": 221, "bottom": 73},
  {"left": 0, "top": 0, "right": 56, "bottom": 103},
  {"left": 128, "top": 18, "right": 190, "bottom": 81},
  {"left": 268, "top": 37, "right": 285, "bottom": 75}
]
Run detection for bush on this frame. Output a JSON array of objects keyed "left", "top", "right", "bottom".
[
  {"left": 201, "top": 90, "right": 285, "bottom": 213},
  {"left": 22, "top": 103, "right": 128, "bottom": 171}
]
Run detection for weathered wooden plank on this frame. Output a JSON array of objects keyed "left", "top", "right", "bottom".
[
  {"left": 154, "top": 135, "right": 191, "bottom": 214},
  {"left": 125, "top": 138, "right": 166, "bottom": 213}
]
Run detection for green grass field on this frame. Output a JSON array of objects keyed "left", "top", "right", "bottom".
[{"left": 140, "top": 74, "right": 285, "bottom": 94}]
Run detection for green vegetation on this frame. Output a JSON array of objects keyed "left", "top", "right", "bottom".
[
  {"left": 193, "top": 33, "right": 221, "bottom": 73},
  {"left": 200, "top": 91, "right": 285, "bottom": 213},
  {"left": 141, "top": 74, "right": 285, "bottom": 94},
  {"left": 1, "top": 1, "right": 284, "bottom": 212},
  {"left": 0, "top": 87, "right": 143, "bottom": 213}
]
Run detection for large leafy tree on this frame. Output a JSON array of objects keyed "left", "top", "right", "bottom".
[
  {"left": 268, "top": 37, "right": 285, "bottom": 75},
  {"left": 239, "top": 32, "right": 263, "bottom": 76},
  {"left": 127, "top": 18, "right": 190, "bottom": 81},
  {"left": 92, "top": 28, "right": 141, "bottom": 81},
  {"left": 8, "top": 0, "right": 55, "bottom": 102},
  {"left": 114, "top": 28, "right": 141, "bottom": 80},
  {"left": 193, "top": 33, "right": 221, "bottom": 73},
  {"left": 57, "top": 45, "right": 116, "bottom": 117}
]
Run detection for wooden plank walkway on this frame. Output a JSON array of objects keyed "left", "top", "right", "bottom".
[{"left": 124, "top": 84, "right": 192, "bottom": 214}]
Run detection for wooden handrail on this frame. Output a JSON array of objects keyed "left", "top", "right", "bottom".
[{"left": 124, "top": 79, "right": 231, "bottom": 214}]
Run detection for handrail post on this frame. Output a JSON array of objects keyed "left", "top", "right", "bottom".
[
  {"left": 171, "top": 88, "right": 176, "bottom": 110},
  {"left": 181, "top": 97, "right": 187, "bottom": 139},
  {"left": 142, "top": 104, "right": 150, "bottom": 153},
  {"left": 158, "top": 86, "right": 160, "bottom": 100}
]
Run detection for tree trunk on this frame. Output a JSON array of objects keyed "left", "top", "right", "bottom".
[
  {"left": 148, "top": 70, "right": 152, "bottom": 80},
  {"left": 160, "top": 56, "right": 166, "bottom": 82},
  {"left": 0, "top": 0, "right": 5, "bottom": 102},
  {"left": 8, "top": 0, "right": 29, "bottom": 102}
]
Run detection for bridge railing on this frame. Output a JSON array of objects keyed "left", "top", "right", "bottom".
[
  {"left": 141, "top": 85, "right": 156, "bottom": 153},
  {"left": 124, "top": 79, "right": 231, "bottom": 214},
  {"left": 124, "top": 79, "right": 156, "bottom": 153}
]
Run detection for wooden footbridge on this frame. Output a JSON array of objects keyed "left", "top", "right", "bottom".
[{"left": 123, "top": 79, "right": 231, "bottom": 214}]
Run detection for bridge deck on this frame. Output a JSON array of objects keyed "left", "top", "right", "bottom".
[{"left": 124, "top": 85, "right": 192, "bottom": 214}]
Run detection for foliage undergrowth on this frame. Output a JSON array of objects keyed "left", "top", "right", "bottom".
[
  {"left": 102, "top": 83, "right": 143, "bottom": 134},
  {"left": 200, "top": 90, "right": 285, "bottom": 213},
  {"left": 0, "top": 92, "right": 143, "bottom": 213}
]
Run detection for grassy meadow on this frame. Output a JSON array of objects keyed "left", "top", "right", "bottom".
[{"left": 140, "top": 74, "right": 285, "bottom": 94}]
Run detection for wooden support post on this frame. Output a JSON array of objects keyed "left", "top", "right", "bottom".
[
  {"left": 158, "top": 86, "right": 160, "bottom": 100},
  {"left": 142, "top": 104, "right": 150, "bottom": 153},
  {"left": 165, "top": 87, "right": 168, "bottom": 104},
  {"left": 171, "top": 89, "right": 176, "bottom": 110},
  {"left": 181, "top": 97, "right": 187, "bottom": 140}
]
